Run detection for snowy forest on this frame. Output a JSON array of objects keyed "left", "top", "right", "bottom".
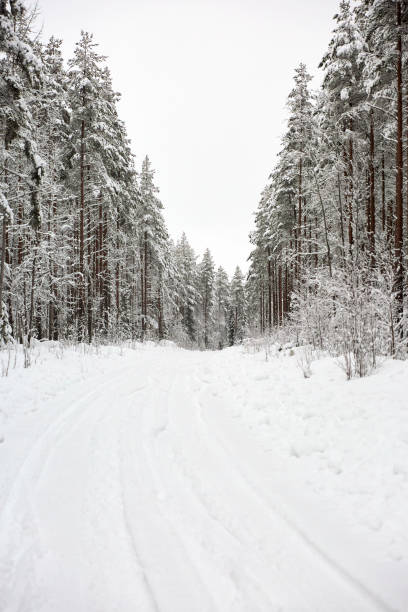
[
  {"left": 0, "top": 2, "right": 246, "bottom": 350},
  {"left": 248, "top": 0, "right": 408, "bottom": 376},
  {"left": 1, "top": 0, "right": 408, "bottom": 371},
  {"left": 1, "top": 2, "right": 408, "bottom": 610}
]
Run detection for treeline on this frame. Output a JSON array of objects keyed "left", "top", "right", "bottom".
[
  {"left": 0, "top": 1, "right": 246, "bottom": 349},
  {"left": 247, "top": 0, "right": 408, "bottom": 374}
]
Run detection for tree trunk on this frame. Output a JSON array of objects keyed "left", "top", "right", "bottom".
[
  {"left": 297, "top": 158, "right": 302, "bottom": 280},
  {"left": 0, "top": 160, "right": 9, "bottom": 315},
  {"left": 278, "top": 262, "right": 283, "bottom": 325},
  {"left": 348, "top": 120, "right": 354, "bottom": 249},
  {"left": 272, "top": 261, "right": 278, "bottom": 326},
  {"left": 141, "top": 231, "right": 148, "bottom": 338},
  {"left": 369, "top": 109, "right": 376, "bottom": 266},
  {"left": 267, "top": 247, "right": 272, "bottom": 331},
  {"left": 0, "top": 219, "right": 6, "bottom": 310},
  {"left": 115, "top": 218, "right": 120, "bottom": 325},
  {"left": 394, "top": 0, "right": 404, "bottom": 324},
  {"left": 28, "top": 240, "right": 38, "bottom": 344},
  {"left": 87, "top": 205, "right": 93, "bottom": 343},
  {"left": 78, "top": 118, "right": 86, "bottom": 339},
  {"left": 158, "top": 280, "right": 163, "bottom": 340},
  {"left": 382, "top": 154, "right": 386, "bottom": 233},
  {"left": 337, "top": 173, "right": 345, "bottom": 257}
]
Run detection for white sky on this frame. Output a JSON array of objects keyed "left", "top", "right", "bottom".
[{"left": 38, "top": 0, "right": 340, "bottom": 277}]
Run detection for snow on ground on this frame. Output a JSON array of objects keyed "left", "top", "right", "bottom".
[{"left": 0, "top": 340, "right": 407, "bottom": 612}]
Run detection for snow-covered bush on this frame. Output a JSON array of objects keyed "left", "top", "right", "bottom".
[{"left": 291, "top": 259, "right": 398, "bottom": 379}]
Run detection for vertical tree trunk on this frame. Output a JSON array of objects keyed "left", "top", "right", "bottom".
[
  {"left": 17, "top": 168, "right": 23, "bottom": 265},
  {"left": 348, "top": 120, "right": 354, "bottom": 249},
  {"left": 204, "top": 291, "right": 208, "bottom": 347},
  {"left": 297, "top": 158, "right": 302, "bottom": 280},
  {"left": 141, "top": 231, "right": 148, "bottom": 338},
  {"left": 394, "top": 0, "right": 404, "bottom": 324},
  {"left": 272, "top": 261, "right": 278, "bottom": 326},
  {"left": 267, "top": 247, "right": 272, "bottom": 331},
  {"left": 278, "top": 262, "right": 283, "bottom": 325},
  {"left": 337, "top": 174, "right": 345, "bottom": 256},
  {"left": 87, "top": 206, "right": 93, "bottom": 343},
  {"left": 0, "top": 219, "right": 6, "bottom": 310},
  {"left": 52, "top": 198, "right": 58, "bottom": 340},
  {"left": 140, "top": 261, "right": 144, "bottom": 337},
  {"left": 115, "top": 218, "right": 120, "bottom": 325},
  {"left": 78, "top": 118, "right": 85, "bottom": 339},
  {"left": 382, "top": 154, "right": 386, "bottom": 232},
  {"left": 102, "top": 212, "right": 109, "bottom": 329},
  {"left": 283, "top": 259, "right": 289, "bottom": 316},
  {"left": 98, "top": 194, "right": 103, "bottom": 306},
  {"left": 28, "top": 239, "right": 38, "bottom": 344},
  {"left": 387, "top": 200, "right": 394, "bottom": 248},
  {"left": 0, "top": 160, "right": 9, "bottom": 317},
  {"left": 158, "top": 278, "right": 163, "bottom": 340},
  {"left": 369, "top": 109, "right": 376, "bottom": 266},
  {"left": 407, "top": 87, "right": 408, "bottom": 240},
  {"left": 47, "top": 199, "right": 53, "bottom": 340}
]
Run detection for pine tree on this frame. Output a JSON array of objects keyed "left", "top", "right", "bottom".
[
  {"left": 138, "top": 155, "right": 169, "bottom": 339},
  {"left": 66, "top": 32, "right": 138, "bottom": 341},
  {"left": 198, "top": 248, "right": 215, "bottom": 348},
  {"left": 174, "top": 232, "right": 199, "bottom": 345},
  {"left": 214, "top": 266, "right": 230, "bottom": 348},
  {"left": 320, "top": 1, "right": 366, "bottom": 254},
  {"left": 228, "top": 266, "right": 246, "bottom": 345}
]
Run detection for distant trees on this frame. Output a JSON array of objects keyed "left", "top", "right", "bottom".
[
  {"left": 214, "top": 266, "right": 230, "bottom": 348},
  {"left": 138, "top": 155, "right": 169, "bottom": 340},
  {"left": 228, "top": 267, "right": 246, "bottom": 346},
  {"left": 198, "top": 249, "right": 215, "bottom": 348},
  {"left": 247, "top": 0, "right": 408, "bottom": 367}
]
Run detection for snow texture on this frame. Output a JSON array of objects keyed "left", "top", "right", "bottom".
[{"left": 0, "top": 342, "right": 407, "bottom": 611}]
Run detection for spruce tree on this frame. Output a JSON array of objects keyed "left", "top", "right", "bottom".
[
  {"left": 228, "top": 266, "right": 246, "bottom": 345},
  {"left": 198, "top": 248, "right": 215, "bottom": 348}
]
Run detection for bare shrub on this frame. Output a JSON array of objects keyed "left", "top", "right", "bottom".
[
  {"left": 296, "top": 345, "right": 314, "bottom": 378},
  {"left": 291, "top": 255, "right": 398, "bottom": 379}
]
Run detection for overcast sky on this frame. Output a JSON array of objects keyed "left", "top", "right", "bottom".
[{"left": 38, "top": 0, "right": 340, "bottom": 277}]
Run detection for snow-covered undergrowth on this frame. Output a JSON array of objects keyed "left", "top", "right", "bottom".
[
  {"left": 0, "top": 341, "right": 407, "bottom": 611},
  {"left": 234, "top": 341, "right": 408, "bottom": 557}
]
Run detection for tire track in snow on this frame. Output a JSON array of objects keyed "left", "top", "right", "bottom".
[
  {"left": 0, "top": 379, "right": 120, "bottom": 612},
  {"left": 1, "top": 346, "right": 401, "bottom": 612},
  {"left": 117, "top": 377, "right": 162, "bottom": 612},
  {"left": 147, "top": 362, "right": 282, "bottom": 612},
  {"left": 78, "top": 388, "right": 159, "bottom": 612},
  {"left": 118, "top": 371, "right": 219, "bottom": 612},
  {"left": 0, "top": 365, "right": 148, "bottom": 612},
  {"left": 197, "top": 356, "right": 397, "bottom": 612}
]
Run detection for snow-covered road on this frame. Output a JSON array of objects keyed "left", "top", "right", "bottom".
[{"left": 0, "top": 343, "right": 407, "bottom": 611}]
